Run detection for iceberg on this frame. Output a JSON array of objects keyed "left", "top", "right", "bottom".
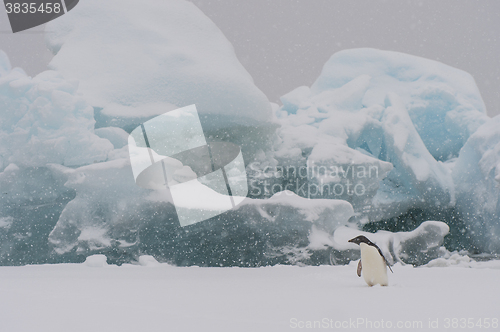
[
  {"left": 0, "top": 51, "right": 114, "bottom": 265},
  {"left": 0, "top": 51, "right": 113, "bottom": 168},
  {"left": 44, "top": 0, "right": 273, "bottom": 144},
  {"left": 272, "top": 48, "right": 488, "bottom": 225},
  {"left": 0, "top": 163, "right": 76, "bottom": 265},
  {"left": 47, "top": 159, "right": 150, "bottom": 257},
  {"left": 1, "top": 1, "right": 498, "bottom": 266},
  {"left": 47, "top": 151, "right": 356, "bottom": 266},
  {"left": 453, "top": 115, "right": 500, "bottom": 253},
  {"left": 0, "top": 0, "right": 278, "bottom": 265},
  {"left": 311, "top": 48, "right": 488, "bottom": 163}
]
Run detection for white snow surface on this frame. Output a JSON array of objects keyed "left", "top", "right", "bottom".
[
  {"left": 0, "top": 258, "right": 499, "bottom": 332},
  {"left": 45, "top": 0, "right": 272, "bottom": 129}
]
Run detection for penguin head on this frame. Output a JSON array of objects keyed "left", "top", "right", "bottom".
[{"left": 348, "top": 235, "right": 373, "bottom": 246}]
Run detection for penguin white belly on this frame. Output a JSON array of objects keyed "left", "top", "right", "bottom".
[{"left": 360, "top": 242, "right": 388, "bottom": 286}]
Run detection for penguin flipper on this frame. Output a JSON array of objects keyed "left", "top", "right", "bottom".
[
  {"left": 386, "top": 261, "right": 394, "bottom": 273},
  {"left": 357, "top": 260, "right": 362, "bottom": 277},
  {"left": 375, "top": 246, "right": 394, "bottom": 273}
]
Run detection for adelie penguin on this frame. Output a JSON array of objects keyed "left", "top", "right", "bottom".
[{"left": 348, "top": 235, "right": 393, "bottom": 286}]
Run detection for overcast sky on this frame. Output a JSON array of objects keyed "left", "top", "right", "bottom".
[{"left": 1, "top": 0, "right": 499, "bottom": 116}]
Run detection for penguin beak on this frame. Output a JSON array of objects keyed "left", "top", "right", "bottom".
[{"left": 348, "top": 238, "right": 355, "bottom": 243}]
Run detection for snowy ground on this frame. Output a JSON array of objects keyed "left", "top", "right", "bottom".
[{"left": 1, "top": 258, "right": 499, "bottom": 332}]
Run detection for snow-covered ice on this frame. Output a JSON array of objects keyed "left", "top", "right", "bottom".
[
  {"left": 453, "top": 115, "right": 500, "bottom": 253},
  {"left": 47, "top": 167, "right": 355, "bottom": 265},
  {"left": 44, "top": 0, "right": 272, "bottom": 132},
  {"left": 0, "top": 258, "right": 499, "bottom": 332},
  {"left": 0, "top": 51, "right": 113, "bottom": 168},
  {"left": 273, "top": 48, "right": 488, "bottom": 224}
]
